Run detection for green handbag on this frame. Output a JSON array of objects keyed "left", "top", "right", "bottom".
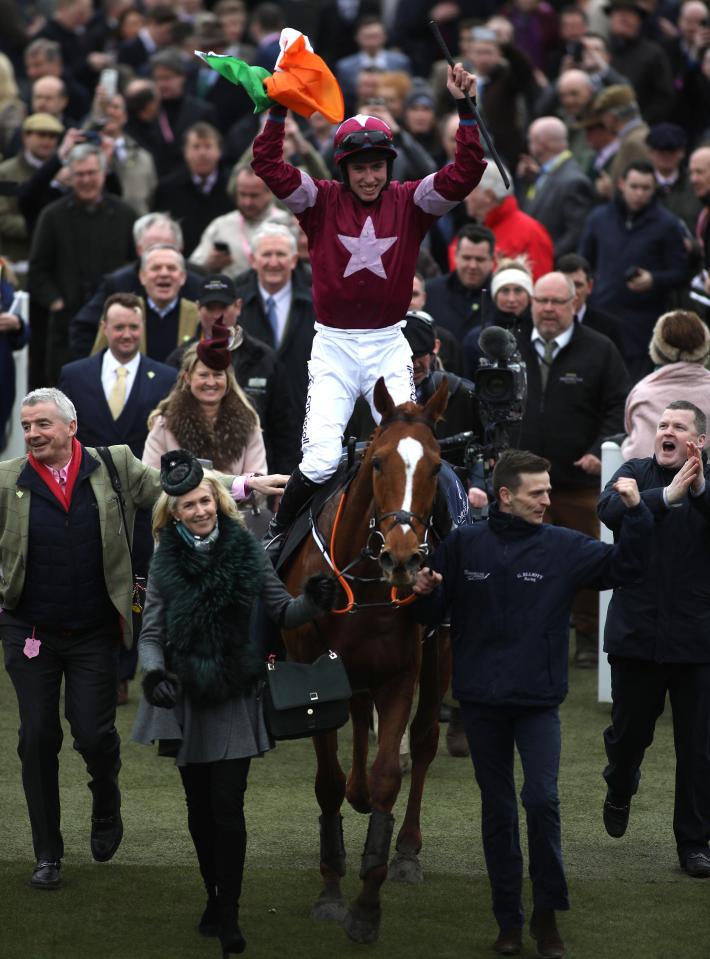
[{"left": 263, "top": 650, "right": 352, "bottom": 741}]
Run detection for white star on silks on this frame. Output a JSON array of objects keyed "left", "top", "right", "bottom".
[{"left": 338, "top": 217, "right": 397, "bottom": 279}]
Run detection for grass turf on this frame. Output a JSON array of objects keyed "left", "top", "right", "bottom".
[{"left": 0, "top": 660, "right": 708, "bottom": 959}]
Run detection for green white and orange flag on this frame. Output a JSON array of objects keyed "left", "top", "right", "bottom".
[{"left": 195, "top": 28, "right": 344, "bottom": 123}]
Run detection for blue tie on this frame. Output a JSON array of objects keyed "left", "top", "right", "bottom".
[{"left": 265, "top": 296, "right": 279, "bottom": 346}]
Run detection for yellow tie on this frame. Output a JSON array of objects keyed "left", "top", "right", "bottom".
[{"left": 108, "top": 366, "right": 128, "bottom": 419}]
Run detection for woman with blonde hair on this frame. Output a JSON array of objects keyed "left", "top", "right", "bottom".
[
  {"left": 0, "top": 53, "right": 25, "bottom": 155},
  {"left": 142, "top": 325, "right": 268, "bottom": 487},
  {"left": 133, "top": 451, "right": 336, "bottom": 956}
]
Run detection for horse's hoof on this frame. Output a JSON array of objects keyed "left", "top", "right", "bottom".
[
  {"left": 341, "top": 902, "right": 382, "bottom": 944},
  {"left": 311, "top": 893, "right": 348, "bottom": 922},
  {"left": 388, "top": 849, "right": 424, "bottom": 883}
]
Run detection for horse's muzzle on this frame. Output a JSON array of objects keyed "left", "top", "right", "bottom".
[{"left": 378, "top": 547, "right": 427, "bottom": 587}]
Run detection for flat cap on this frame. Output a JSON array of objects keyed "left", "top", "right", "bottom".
[
  {"left": 592, "top": 84, "right": 637, "bottom": 113},
  {"left": 23, "top": 112, "right": 64, "bottom": 134}
]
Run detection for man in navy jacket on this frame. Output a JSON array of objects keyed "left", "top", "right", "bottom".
[
  {"left": 599, "top": 399, "right": 710, "bottom": 879},
  {"left": 414, "top": 449, "right": 652, "bottom": 958},
  {"left": 578, "top": 160, "right": 688, "bottom": 379}
]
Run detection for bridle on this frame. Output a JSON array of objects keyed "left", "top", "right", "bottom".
[{"left": 310, "top": 410, "right": 438, "bottom": 614}]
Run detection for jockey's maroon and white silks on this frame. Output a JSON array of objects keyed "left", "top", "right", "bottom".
[{"left": 252, "top": 111, "right": 487, "bottom": 331}]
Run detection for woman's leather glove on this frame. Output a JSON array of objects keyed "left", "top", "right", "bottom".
[
  {"left": 303, "top": 573, "right": 338, "bottom": 612},
  {"left": 142, "top": 669, "right": 180, "bottom": 708}
]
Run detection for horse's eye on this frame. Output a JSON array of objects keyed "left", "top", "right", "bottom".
[{"left": 372, "top": 457, "right": 382, "bottom": 472}]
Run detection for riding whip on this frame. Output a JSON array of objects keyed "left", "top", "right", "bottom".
[{"left": 429, "top": 19, "right": 511, "bottom": 189}]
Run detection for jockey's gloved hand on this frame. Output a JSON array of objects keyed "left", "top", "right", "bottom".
[
  {"left": 304, "top": 573, "right": 338, "bottom": 612},
  {"left": 143, "top": 669, "right": 180, "bottom": 708}
]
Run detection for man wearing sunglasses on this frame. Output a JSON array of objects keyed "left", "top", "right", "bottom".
[{"left": 252, "top": 62, "right": 485, "bottom": 551}]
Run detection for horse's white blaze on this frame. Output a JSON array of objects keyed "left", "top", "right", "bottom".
[{"left": 395, "top": 437, "right": 424, "bottom": 532}]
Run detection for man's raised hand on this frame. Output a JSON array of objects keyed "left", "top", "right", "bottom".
[
  {"left": 686, "top": 441, "right": 705, "bottom": 494},
  {"left": 613, "top": 476, "right": 640, "bottom": 508},
  {"left": 666, "top": 456, "right": 700, "bottom": 504}
]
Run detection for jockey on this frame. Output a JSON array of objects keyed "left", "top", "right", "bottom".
[{"left": 252, "top": 63, "right": 486, "bottom": 550}]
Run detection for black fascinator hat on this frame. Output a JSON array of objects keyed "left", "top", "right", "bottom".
[{"left": 160, "top": 449, "right": 204, "bottom": 496}]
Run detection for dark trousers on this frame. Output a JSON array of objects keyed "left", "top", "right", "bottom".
[
  {"left": 179, "top": 758, "right": 251, "bottom": 903},
  {"left": 546, "top": 486, "right": 600, "bottom": 638},
  {"left": 461, "top": 702, "right": 569, "bottom": 931},
  {"left": 604, "top": 657, "right": 710, "bottom": 861},
  {"left": 1, "top": 617, "right": 121, "bottom": 861}
]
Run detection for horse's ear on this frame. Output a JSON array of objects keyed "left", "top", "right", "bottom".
[
  {"left": 373, "top": 377, "right": 396, "bottom": 419},
  {"left": 422, "top": 376, "right": 449, "bottom": 425}
]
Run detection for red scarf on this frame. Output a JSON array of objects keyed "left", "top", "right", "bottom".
[{"left": 28, "top": 437, "right": 83, "bottom": 512}]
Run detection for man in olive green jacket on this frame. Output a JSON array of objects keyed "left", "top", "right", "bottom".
[
  {"left": 0, "top": 386, "right": 283, "bottom": 891},
  {"left": 0, "top": 387, "right": 167, "bottom": 891}
]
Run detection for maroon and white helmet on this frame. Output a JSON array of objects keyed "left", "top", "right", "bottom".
[{"left": 333, "top": 115, "right": 397, "bottom": 166}]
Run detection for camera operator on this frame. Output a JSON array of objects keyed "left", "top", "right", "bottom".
[{"left": 515, "top": 271, "right": 630, "bottom": 667}]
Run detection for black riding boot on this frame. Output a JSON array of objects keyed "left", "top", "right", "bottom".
[{"left": 263, "top": 468, "right": 321, "bottom": 556}]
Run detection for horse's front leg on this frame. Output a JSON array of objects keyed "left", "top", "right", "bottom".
[
  {"left": 346, "top": 691, "right": 373, "bottom": 814},
  {"left": 310, "top": 729, "right": 348, "bottom": 922},
  {"left": 342, "top": 669, "right": 417, "bottom": 944},
  {"left": 390, "top": 624, "right": 450, "bottom": 883}
]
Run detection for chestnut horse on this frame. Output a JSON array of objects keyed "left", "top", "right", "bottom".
[{"left": 281, "top": 377, "right": 452, "bottom": 944}]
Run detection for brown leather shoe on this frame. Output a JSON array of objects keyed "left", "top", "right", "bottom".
[
  {"left": 493, "top": 927, "right": 522, "bottom": 955},
  {"left": 530, "top": 908, "right": 565, "bottom": 958}
]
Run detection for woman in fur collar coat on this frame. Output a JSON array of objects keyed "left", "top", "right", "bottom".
[
  {"left": 132, "top": 451, "right": 336, "bottom": 956},
  {"left": 142, "top": 325, "right": 268, "bottom": 483}
]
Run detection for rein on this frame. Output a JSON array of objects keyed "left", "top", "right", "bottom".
[{"left": 308, "top": 407, "right": 438, "bottom": 615}]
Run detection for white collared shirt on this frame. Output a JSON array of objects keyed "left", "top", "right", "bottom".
[
  {"left": 258, "top": 281, "right": 292, "bottom": 347},
  {"left": 530, "top": 323, "right": 575, "bottom": 361},
  {"left": 192, "top": 169, "right": 218, "bottom": 194},
  {"left": 147, "top": 296, "right": 179, "bottom": 319},
  {"left": 101, "top": 349, "right": 141, "bottom": 408}
]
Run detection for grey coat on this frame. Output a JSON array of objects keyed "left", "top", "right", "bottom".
[
  {"left": 522, "top": 154, "right": 594, "bottom": 256},
  {"left": 132, "top": 549, "right": 321, "bottom": 765}
]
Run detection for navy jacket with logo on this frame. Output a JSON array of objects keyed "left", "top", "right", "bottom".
[{"left": 415, "top": 501, "right": 652, "bottom": 706}]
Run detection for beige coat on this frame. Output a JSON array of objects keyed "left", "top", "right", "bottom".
[{"left": 142, "top": 415, "right": 268, "bottom": 477}]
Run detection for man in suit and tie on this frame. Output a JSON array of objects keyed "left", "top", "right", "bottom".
[
  {"left": 518, "top": 117, "right": 594, "bottom": 257},
  {"left": 58, "top": 292, "right": 176, "bottom": 703},
  {"left": 235, "top": 224, "right": 316, "bottom": 422},
  {"left": 152, "top": 121, "right": 232, "bottom": 257},
  {"left": 556, "top": 253, "right": 625, "bottom": 356},
  {"left": 58, "top": 292, "right": 176, "bottom": 458}
]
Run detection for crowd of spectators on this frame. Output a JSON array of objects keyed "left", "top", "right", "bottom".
[
  {"left": 0, "top": 0, "right": 707, "bottom": 652},
  {"left": 3, "top": 2, "right": 710, "bottom": 949}
]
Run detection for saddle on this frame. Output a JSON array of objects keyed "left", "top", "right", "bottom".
[{"left": 275, "top": 451, "right": 362, "bottom": 574}]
